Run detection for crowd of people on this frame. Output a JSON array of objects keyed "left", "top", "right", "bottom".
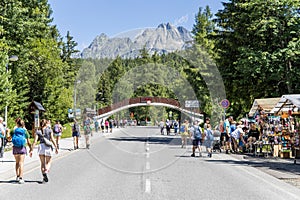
[{"left": 158, "top": 116, "right": 266, "bottom": 158}]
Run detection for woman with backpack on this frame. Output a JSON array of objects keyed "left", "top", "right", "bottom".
[
  {"left": 72, "top": 119, "right": 80, "bottom": 150},
  {"left": 31, "top": 119, "right": 58, "bottom": 183},
  {"left": 11, "top": 118, "right": 32, "bottom": 184},
  {"left": 83, "top": 117, "right": 92, "bottom": 149},
  {"left": 53, "top": 120, "right": 63, "bottom": 149}
]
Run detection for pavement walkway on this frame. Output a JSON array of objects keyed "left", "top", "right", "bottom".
[
  {"left": 227, "top": 153, "right": 300, "bottom": 189},
  {"left": 0, "top": 130, "right": 112, "bottom": 181}
]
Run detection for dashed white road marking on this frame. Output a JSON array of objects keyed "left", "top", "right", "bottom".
[
  {"left": 146, "top": 161, "right": 150, "bottom": 170},
  {"left": 145, "top": 178, "right": 151, "bottom": 193}
]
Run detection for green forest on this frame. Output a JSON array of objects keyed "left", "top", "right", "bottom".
[{"left": 1, "top": 0, "right": 299, "bottom": 129}]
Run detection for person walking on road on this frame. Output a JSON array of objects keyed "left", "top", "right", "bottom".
[
  {"left": 105, "top": 120, "right": 109, "bottom": 133},
  {"left": 204, "top": 124, "right": 214, "bottom": 157},
  {"left": 0, "top": 117, "right": 6, "bottom": 158},
  {"left": 204, "top": 118, "right": 210, "bottom": 130},
  {"left": 166, "top": 119, "right": 171, "bottom": 135},
  {"left": 94, "top": 120, "right": 99, "bottom": 133},
  {"left": 83, "top": 117, "right": 92, "bottom": 149},
  {"left": 180, "top": 120, "right": 189, "bottom": 148},
  {"left": 31, "top": 119, "right": 58, "bottom": 183},
  {"left": 159, "top": 119, "right": 165, "bottom": 135},
  {"left": 173, "top": 119, "right": 179, "bottom": 135},
  {"left": 11, "top": 118, "right": 32, "bottom": 184},
  {"left": 72, "top": 119, "right": 80, "bottom": 150},
  {"left": 53, "top": 120, "right": 63, "bottom": 149},
  {"left": 109, "top": 119, "right": 113, "bottom": 133},
  {"left": 190, "top": 121, "right": 202, "bottom": 157},
  {"left": 46, "top": 119, "right": 52, "bottom": 129},
  {"left": 223, "top": 116, "right": 232, "bottom": 154}
]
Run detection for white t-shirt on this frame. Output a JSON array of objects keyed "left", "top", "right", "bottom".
[
  {"left": 231, "top": 128, "right": 244, "bottom": 139},
  {"left": 159, "top": 121, "right": 164, "bottom": 128}
]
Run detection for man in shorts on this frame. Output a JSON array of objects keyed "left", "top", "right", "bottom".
[
  {"left": 222, "top": 116, "right": 233, "bottom": 154},
  {"left": 190, "top": 121, "right": 202, "bottom": 157}
]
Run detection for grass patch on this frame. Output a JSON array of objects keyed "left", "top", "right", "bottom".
[{"left": 61, "top": 123, "right": 73, "bottom": 139}]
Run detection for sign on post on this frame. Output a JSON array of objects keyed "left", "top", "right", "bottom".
[
  {"left": 185, "top": 100, "right": 200, "bottom": 108},
  {"left": 220, "top": 99, "right": 230, "bottom": 108}
]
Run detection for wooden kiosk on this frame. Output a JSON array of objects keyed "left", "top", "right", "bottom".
[{"left": 29, "top": 101, "right": 46, "bottom": 137}]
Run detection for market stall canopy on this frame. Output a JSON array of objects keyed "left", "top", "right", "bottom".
[
  {"left": 271, "top": 94, "right": 300, "bottom": 114},
  {"left": 248, "top": 98, "right": 280, "bottom": 117}
]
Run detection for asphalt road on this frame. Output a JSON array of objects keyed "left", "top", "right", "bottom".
[{"left": 1, "top": 127, "right": 300, "bottom": 200}]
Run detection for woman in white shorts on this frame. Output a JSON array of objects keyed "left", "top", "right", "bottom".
[{"left": 31, "top": 119, "right": 58, "bottom": 183}]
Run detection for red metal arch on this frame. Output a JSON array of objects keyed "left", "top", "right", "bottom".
[{"left": 98, "top": 97, "right": 182, "bottom": 115}]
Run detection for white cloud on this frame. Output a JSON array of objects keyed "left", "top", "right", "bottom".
[{"left": 174, "top": 14, "right": 189, "bottom": 26}]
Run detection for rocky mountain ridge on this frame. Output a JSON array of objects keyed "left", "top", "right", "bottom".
[{"left": 81, "top": 23, "right": 193, "bottom": 59}]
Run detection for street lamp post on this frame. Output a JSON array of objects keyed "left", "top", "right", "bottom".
[
  {"left": 5, "top": 55, "right": 18, "bottom": 125},
  {"left": 73, "top": 80, "right": 81, "bottom": 119}
]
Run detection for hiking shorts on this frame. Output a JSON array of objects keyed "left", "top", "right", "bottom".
[
  {"left": 13, "top": 146, "right": 27, "bottom": 155},
  {"left": 192, "top": 139, "right": 201, "bottom": 147},
  {"left": 54, "top": 132, "right": 62, "bottom": 137},
  {"left": 38, "top": 143, "right": 53, "bottom": 157},
  {"left": 72, "top": 131, "right": 80, "bottom": 137},
  {"left": 221, "top": 133, "right": 230, "bottom": 142},
  {"left": 204, "top": 140, "right": 213, "bottom": 148}
]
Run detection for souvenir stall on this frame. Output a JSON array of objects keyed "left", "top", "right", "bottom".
[
  {"left": 247, "top": 98, "right": 280, "bottom": 157},
  {"left": 271, "top": 94, "right": 300, "bottom": 162}
]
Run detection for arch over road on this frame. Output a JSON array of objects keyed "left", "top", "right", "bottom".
[{"left": 95, "top": 97, "right": 204, "bottom": 122}]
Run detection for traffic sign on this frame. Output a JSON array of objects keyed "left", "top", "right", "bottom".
[
  {"left": 221, "top": 99, "right": 230, "bottom": 108},
  {"left": 185, "top": 100, "right": 200, "bottom": 108}
]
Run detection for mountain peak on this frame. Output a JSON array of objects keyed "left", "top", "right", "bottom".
[
  {"left": 81, "top": 23, "right": 193, "bottom": 59},
  {"left": 157, "top": 22, "right": 175, "bottom": 30}
]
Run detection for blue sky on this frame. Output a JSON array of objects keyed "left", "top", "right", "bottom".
[{"left": 48, "top": 0, "right": 227, "bottom": 51}]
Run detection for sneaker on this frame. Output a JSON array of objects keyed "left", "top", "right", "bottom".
[
  {"left": 191, "top": 153, "right": 195, "bottom": 157},
  {"left": 16, "top": 176, "right": 20, "bottom": 182},
  {"left": 43, "top": 173, "right": 48, "bottom": 183},
  {"left": 18, "top": 178, "right": 24, "bottom": 184},
  {"left": 86, "top": 144, "right": 90, "bottom": 149}
]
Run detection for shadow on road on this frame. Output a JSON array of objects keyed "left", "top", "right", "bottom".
[
  {"left": 0, "top": 179, "right": 43, "bottom": 184},
  {"left": 109, "top": 136, "right": 182, "bottom": 146},
  {"left": 205, "top": 158, "right": 300, "bottom": 176}
]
